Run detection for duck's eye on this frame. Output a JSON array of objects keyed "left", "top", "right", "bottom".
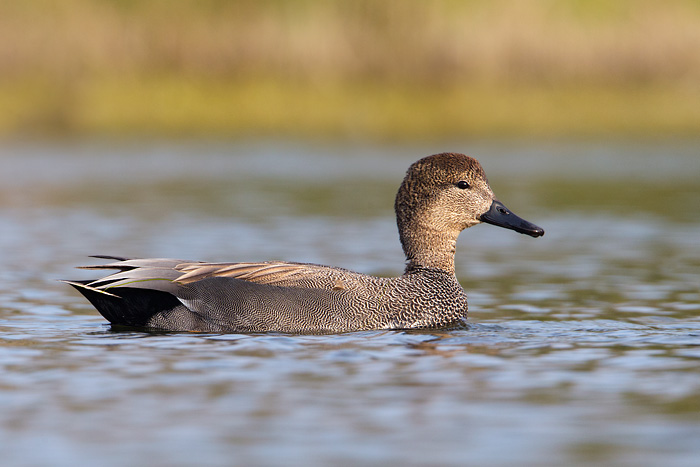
[{"left": 456, "top": 181, "right": 471, "bottom": 189}]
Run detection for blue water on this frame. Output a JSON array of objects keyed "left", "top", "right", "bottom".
[{"left": 1, "top": 140, "right": 699, "bottom": 466}]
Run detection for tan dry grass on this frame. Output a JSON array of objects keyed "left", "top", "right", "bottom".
[
  {"left": 1, "top": 0, "right": 700, "bottom": 138},
  {"left": 3, "top": 0, "right": 700, "bottom": 83}
]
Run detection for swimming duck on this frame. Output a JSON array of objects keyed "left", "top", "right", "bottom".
[{"left": 66, "top": 153, "right": 544, "bottom": 333}]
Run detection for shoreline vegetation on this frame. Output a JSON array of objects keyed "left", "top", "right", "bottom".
[{"left": 2, "top": 0, "right": 700, "bottom": 140}]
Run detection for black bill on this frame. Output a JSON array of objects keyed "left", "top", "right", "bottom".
[{"left": 480, "top": 200, "right": 544, "bottom": 238}]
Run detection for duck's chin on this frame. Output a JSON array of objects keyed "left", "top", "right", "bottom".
[{"left": 459, "top": 219, "right": 482, "bottom": 231}]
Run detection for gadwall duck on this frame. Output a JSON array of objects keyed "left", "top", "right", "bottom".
[{"left": 66, "top": 153, "right": 544, "bottom": 333}]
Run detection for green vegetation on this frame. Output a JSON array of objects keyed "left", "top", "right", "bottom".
[{"left": 2, "top": 0, "right": 700, "bottom": 139}]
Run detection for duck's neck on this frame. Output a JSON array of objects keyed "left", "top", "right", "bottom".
[{"left": 399, "top": 218, "right": 459, "bottom": 274}]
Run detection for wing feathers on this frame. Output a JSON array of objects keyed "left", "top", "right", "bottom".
[
  {"left": 73, "top": 257, "right": 362, "bottom": 293},
  {"left": 175, "top": 261, "right": 344, "bottom": 286}
]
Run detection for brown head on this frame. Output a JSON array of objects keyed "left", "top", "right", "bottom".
[{"left": 395, "top": 153, "right": 543, "bottom": 272}]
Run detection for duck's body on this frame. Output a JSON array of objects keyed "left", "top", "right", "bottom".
[
  {"left": 71, "top": 259, "right": 467, "bottom": 333},
  {"left": 67, "top": 153, "right": 543, "bottom": 334}
]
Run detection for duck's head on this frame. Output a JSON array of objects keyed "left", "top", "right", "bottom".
[{"left": 395, "top": 153, "right": 544, "bottom": 248}]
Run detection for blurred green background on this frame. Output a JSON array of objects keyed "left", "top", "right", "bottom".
[{"left": 2, "top": 0, "right": 699, "bottom": 140}]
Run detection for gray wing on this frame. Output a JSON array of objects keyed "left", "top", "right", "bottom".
[
  {"left": 175, "top": 261, "right": 364, "bottom": 290},
  {"left": 77, "top": 257, "right": 196, "bottom": 295},
  {"left": 77, "top": 256, "right": 372, "bottom": 293}
]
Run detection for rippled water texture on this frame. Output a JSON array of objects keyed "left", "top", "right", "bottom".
[{"left": 1, "top": 141, "right": 699, "bottom": 466}]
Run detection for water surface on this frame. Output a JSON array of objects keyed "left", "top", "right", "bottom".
[{"left": 1, "top": 140, "right": 699, "bottom": 466}]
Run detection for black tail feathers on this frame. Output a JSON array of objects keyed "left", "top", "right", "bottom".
[{"left": 67, "top": 281, "right": 182, "bottom": 328}]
